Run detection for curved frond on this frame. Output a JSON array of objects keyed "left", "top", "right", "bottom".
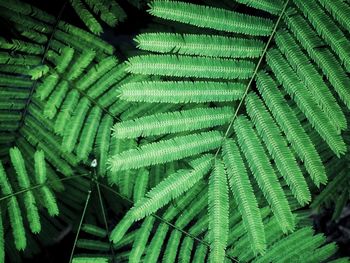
[
  {"left": 234, "top": 116, "right": 295, "bottom": 233},
  {"left": 118, "top": 81, "right": 245, "bottom": 103},
  {"left": 126, "top": 55, "right": 255, "bottom": 79},
  {"left": 107, "top": 131, "right": 222, "bottom": 171},
  {"left": 148, "top": 0, "right": 273, "bottom": 35}
]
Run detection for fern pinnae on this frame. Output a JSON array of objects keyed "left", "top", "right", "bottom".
[
  {"left": 148, "top": 0, "right": 273, "bottom": 35},
  {"left": 163, "top": 230, "right": 182, "bottom": 263},
  {"left": 118, "top": 81, "right": 245, "bottom": 104},
  {"left": 76, "top": 106, "right": 102, "bottom": 161},
  {"left": 267, "top": 48, "right": 346, "bottom": 157},
  {"left": 143, "top": 223, "right": 169, "bottom": 263},
  {"left": 62, "top": 97, "right": 91, "bottom": 153},
  {"left": 129, "top": 154, "right": 213, "bottom": 221},
  {"left": 135, "top": 32, "right": 264, "bottom": 58},
  {"left": 208, "top": 159, "right": 229, "bottom": 263},
  {"left": 35, "top": 73, "right": 59, "bottom": 100},
  {"left": 113, "top": 107, "right": 232, "bottom": 139},
  {"left": 318, "top": 0, "right": 350, "bottom": 34},
  {"left": 234, "top": 116, "right": 295, "bottom": 233},
  {"left": 126, "top": 54, "right": 255, "bottom": 79},
  {"left": 95, "top": 115, "right": 113, "bottom": 176},
  {"left": 284, "top": 12, "right": 350, "bottom": 111},
  {"left": 0, "top": 161, "right": 26, "bottom": 250},
  {"left": 43, "top": 80, "right": 69, "bottom": 119},
  {"left": 66, "top": 50, "right": 95, "bottom": 81},
  {"left": 245, "top": 92, "right": 311, "bottom": 205},
  {"left": 132, "top": 169, "right": 149, "bottom": 203},
  {"left": 108, "top": 131, "right": 221, "bottom": 171},
  {"left": 129, "top": 216, "right": 155, "bottom": 263},
  {"left": 293, "top": 0, "right": 350, "bottom": 72},
  {"left": 274, "top": 28, "right": 346, "bottom": 131},
  {"left": 255, "top": 71, "right": 327, "bottom": 187},
  {"left": 34, "top": 150, "right": 46, "bottom": 184},
  {"left": 222, "top": 139, "right": 266, "bottom": 255}
]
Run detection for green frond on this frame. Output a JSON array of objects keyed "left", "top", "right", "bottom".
[
  {"left": 234, "top": 116, "right": 295, "bottom": 233},
  {"left": 267, "top": 48, "right": 346, "bottom": 157},
  {"left": 35, "top": 73, "right": 60, "bottom": 100},
  {"left": 293, "top": 0, "right": 350, "bottom": 71},
  {"left": 148, "top": 0, "right": 273, "bottom": 35},
  {"left": 274, "top": 28, "right": 346, "bottom": 131},
  {"left": 129, "top": 154, "right": 213, "bottom": 221},
  {"left": 113, "top": 107, "right": 232, "bottom": 139},
  {"left": 66, "top": 50, "right": 95, "bottom": 81},
  {"left": 0, "top": 51, "right": 41, "bottom": 66},
  {"left": 81, "top": 224, "right": 107, "bottom": 238},
  {"left": 0, "top": 212, "right": 3, "bottom": 263},
  {"left": 0, "top": 37, "right": 45, "bottom": 55},
  {"left": 126, "top": 55, "right": 255, "bottom": 79},
  {"left": 76, "top": 56, "right": 118, "bottom": 91},
  {"left": 28, "top": 65, "right": 49, "bottom": 80},
  {"left": 54, "top": 90, "right": 80, "bottom": 135},
  {"left": 245, "top": 92, "right": 311, "bottom": 205},
  {"left": 9, "top": 147, "right": 30, "bottom": 189},
  {"left": 222, "top": 139, "right": 266, "bottom": 255},
  {"left": 255, "top": 71, "right": 326, "bottom": 187},
  {"left": 95, "top": 115, "right": 113, "bottom": 176},
  {"left": 55, "top": 46, "right": 74, "bottom": 73},
  {"left": 208, "top": 160, "right": 229, "bottom": 263},
  {"left": 0, "top": 74, "right": 32, "bottom": 87},
  {"left": 118, "top": 81, "right": 245, "bottom": 103},
  {"left": 110, "top": 212, "right": 134, "bottom": 244},
  {"left": 233, "top": 0, "right": 284, "bottom": 15},
  {"left": 77, "top": 239, "right": 110, "bottom": 251},
  {"left": 34, "top": 150, "right": 46, "bottom": 184},
  {"left": 70, "top": 0, "right": 103, "bottom": 35},
  {"left": 163, "top": 230, "right": 182, "bottom": 263},
  {"left": 43, "top": 80, "right": 69, "bottom": 119},
  {"left": 179, "top": 236, "right": 194, "bottom": 263},
  {"left": 76, "top": 106, "right": 102, "bottom": 161},
  {"left": 72, "top": 257, "right": 109, "bottom": 263},
  {"left": 284, "top": 11, "right": 350, "bottom": 111},
  {"left": 133, "top": 169, "right": 149, "bottom": 202},
  {"left": 143, "top": 223, "right": 169, "bottom": 263},
  {"left": 318, "top": 0, "right": 350, "bottom": 34},
  {"left": 193, "top": 242, "right": 208, "bottom": 263},
  {"left": 0, "top": 162, "right": 26, "bottom": 250},
  {"left": 135, "top": 33, "right": 264, "bottom": 58},
  {"left": 107, "top": 131, "right": 221, "bottom": 171},
  {"left": 40, "top": 187, "right": 59, "bottom": 216},
  {"left": 306, "top": 242, "right": 338, "bottom": 263},
  {"left": 62, "top": 98, "right": 91, "bottom": 153},
  {"left": 129, "top": 216, "right": 155, "bottom": 263}
]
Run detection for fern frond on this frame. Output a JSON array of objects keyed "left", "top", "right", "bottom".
[
  {"left": 76, "top": 106, "right": 102, "bottom": 161},
  {"left": 148, "top": 0, "right": 273, "bottom": 35},
  {"left": 256, "top": 71, "right": 327, "bottom": 187},
  {"left": 129, "top": 154, "right": 213, "bottom": 221},
  {"left": 234, "top": 116, "right": 295, "bottom": 233},
  {"left": 81, "top": 224, "right": 107, "bottom": 238},
  {"left": 245, "top": 92, "right": 311, "bottom": 205},
  {"left": 208, "top": 160, "right": 229, "bottom": 263},
  {"left": 66, "top": 50, "right": 95, "bottom": 81},
  {"left": 43, "top": 80, "right": 69, "bottom": 119},
  {"left": 95, "top": 115, "right": 113, "bottom": 176},
  {"left": 35, "top": 73, "right": 59, "bottom": 100},
  {"left": 143, "top": 223, "right": 169, "bottom": 263},
  {"left": 10, "top": 147, "right": 41, "bottom": 233},
  {"left": 126, "top": 55, "right": 255, "bottom": 79},
  {"left": 72, "top": 257, "right": 108, "bottom": 263},
  {"left": 0, "top": 161, "right": 26, "bottom": 250},
  {"left": 274, "top": 28, "right": 346, "bottom": 131},
  {"left": 28, "top": 65, "right": 49, "bottom": 80},
  {"left": 55, "top": 46, "right": 74, "bottom": 73},
  {"left": 163, "top": 230, "right": 182, "bottom": 263},
  {"left": 233, "top": 0, "right": 284, "bottom": 15},
  {"left": 133, "top": 169, "right": 149, "bottom": 202},
  {"left": 113, "top": 107, "right": 232, "bottom": 138},
  {"left": 34, "top": 150, "right": 46, "bottom": 184},
  {"left": 110, "top": 212, "right": 134, "bottom": 244},
  {"left": 267, "top": 48, "right": 346, "bottom": 157},
  {"left": 293, "top": 0, "right": 350, "bottom": 71},
  {"left": 318, "top": 0, "right": 350, "bottom": 34},
  {"left": 62, "top": 98, "right": 91, "bottom": 153},
  {"left": 284, "top": 12, "right": 350, "bottom": 110},
  {"left": 135, "top": 33, "right": 264, "bottom": 58},
  {"left": 129, "top": 216, "right": 155, "bottom": 263},
  {"left": 76, "top": 56, "right": 118, "bottom": 91},
  {"left": 54, "top": 90, "right": 80, "bottom": 135},
  {"left": 222, "top": 139, "right": 266, "bottom": 255},
  {"left": 108, "top": 131, "right": 221, "bottom": 171},
  {"left": 118, "top": 81, "right": 245, "bottom": 103},
  {"left": 69, "top": 0, "right": 103, "bottom": 35}
]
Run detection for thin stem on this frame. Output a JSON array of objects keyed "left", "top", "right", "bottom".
[
  {"left": 214, "top": 0, "right": 290, "bottom": 159},
  {"left": 69, "top": 188, "right": 92, "bottom": 263}
]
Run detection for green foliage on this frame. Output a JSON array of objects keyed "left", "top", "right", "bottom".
[{"left": 0, "top": 0, "right": 349, "bottom": 262}]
